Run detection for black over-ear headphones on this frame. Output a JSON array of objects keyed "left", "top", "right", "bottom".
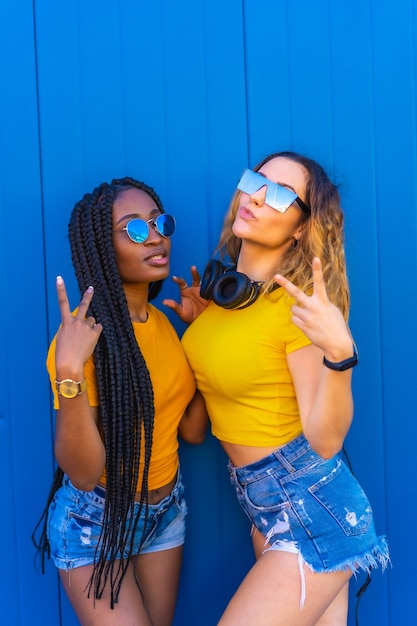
[{"left": 200, "top": 260, "right": 266, "bottom": 310}]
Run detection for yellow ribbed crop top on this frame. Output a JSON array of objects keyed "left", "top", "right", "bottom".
[{"left": 181, "top": 288, "right": 311, "bottom": 447}]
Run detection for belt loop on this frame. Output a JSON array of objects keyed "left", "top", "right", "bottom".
[
  {"left": 227, "top": 462, "right": 238, "bottom": 485},
  {"left": 275, "top": 448, "right": 296, "bottom": 473}
]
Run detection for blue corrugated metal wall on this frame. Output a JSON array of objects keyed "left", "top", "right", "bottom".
[{"left": 1, "top": 0, "right": 415, "bottom": 624}]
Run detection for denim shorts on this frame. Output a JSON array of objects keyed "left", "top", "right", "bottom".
[
  {"left": 228, "top": 434, "right": 390, "bottom": 575},
  {"left": 47, "top": 472, "right": 187, "bottom": 570}
]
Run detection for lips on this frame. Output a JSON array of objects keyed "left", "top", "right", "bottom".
[
  {"left": 239, "top": 206, "right": 256, "bottom": 219},
  {"left": 144, "top": 249, "right": 169, "bottom": 265},
  {"left": 144, "top": 248, "right": 166, "bottom": 260}
]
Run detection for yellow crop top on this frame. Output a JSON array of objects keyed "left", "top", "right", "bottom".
[
  {"left": 47, "top": 304, "right": 196, "bottom": 490},
  {"left": 181, "top": 288, "right": 311, "bottom": 447}
]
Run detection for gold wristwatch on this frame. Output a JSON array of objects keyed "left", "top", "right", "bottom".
[{"left": 55, "top": 378, "right": 87, "bottom": 399}]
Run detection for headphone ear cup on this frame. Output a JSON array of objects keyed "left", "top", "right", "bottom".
[
  {"left": 211, "top": 271, "right": 260, "bottom": 310},
  {"left": 200, "top": 260, "right": 226, "bottom": 300}
]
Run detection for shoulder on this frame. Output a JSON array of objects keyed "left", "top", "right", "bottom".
[
  {"left": 147, "top": 304, "right": 178, "bottom": 337},
  {"left": 148, "top": 303, "right": 170, "bottom": 324}
]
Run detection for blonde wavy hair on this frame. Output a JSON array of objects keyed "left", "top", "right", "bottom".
[{"left": 216, "top": 151, "right": 350, "bottom": 320}]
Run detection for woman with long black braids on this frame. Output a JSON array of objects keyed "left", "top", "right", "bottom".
[{"left": 33, "top": 177, "right": 208, "bottom": 625}]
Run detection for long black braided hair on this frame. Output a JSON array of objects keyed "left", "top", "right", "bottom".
[{"left": 33, "top": 176, "right": 165, "bottom": 607}]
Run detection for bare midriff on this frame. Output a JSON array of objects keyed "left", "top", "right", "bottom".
[
  {"left": 221, "top": 441, "right": 283, "bottom": 468},
  {"left": 99, "top": 474, "right": 177, "bottom": 505}
]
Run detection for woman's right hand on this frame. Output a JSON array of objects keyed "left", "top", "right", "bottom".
[
  {"left": 55, "top": 276, "right": 103, "bottom": 377},
  {"left": 163, "top": 265, "right": 208, "bottom": 324},
  {"left": 274, "top": 257, "right": 352, "bottom": 361}
]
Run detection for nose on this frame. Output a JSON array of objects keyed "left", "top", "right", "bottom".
[
  {"left": 145, "top": 219, "right": 163, "bottom": 243},
  {"left": 248, "top": 184, "right": 267, "bottom": 206}
]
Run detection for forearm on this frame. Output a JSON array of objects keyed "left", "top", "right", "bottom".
[
  {"left": 303, "top": 367, "right": 354, "bottom": 459},
  {"left": 289, "top": 345, "right": 354, "bottom": 459},
  {"left": 54, "top": 397, "right": 105, "bottom": 490}
]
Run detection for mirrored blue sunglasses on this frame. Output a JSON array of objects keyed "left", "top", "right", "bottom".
[
  {"left": 237, "top": 168, "right": 310, "bottom": 214},
  {"left": 123, "top": 214, "right": 176, "bottom": 243}
]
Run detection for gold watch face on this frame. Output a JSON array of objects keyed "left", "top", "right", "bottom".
[{"left": 59, "top": 379, "right": 79, "bottom": 398}]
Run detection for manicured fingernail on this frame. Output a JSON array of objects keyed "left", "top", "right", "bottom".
[
  {"left": 56, "top": 276, "right": 63, "bottom": 284},
  {"left": 87, "top": 286, "right": 94, "bottom": 293}
]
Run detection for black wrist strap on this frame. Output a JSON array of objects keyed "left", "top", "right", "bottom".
[{"left": 323, "top": 345, "right": 358, "bottom": 371}]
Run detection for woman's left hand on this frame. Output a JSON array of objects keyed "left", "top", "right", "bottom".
[
  {"left": 163, "top": 265, "right": 208, "bottom": 324},
  {"left": 274, "top": 257, "right": 353, "bottom": 361}
]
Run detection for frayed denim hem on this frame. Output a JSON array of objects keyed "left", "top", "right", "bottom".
[
  {"left": 324, "top": 535, "right": 391, "bottom": 576},
  {"left": 264, "top": 534, "right": 390, "bottom": 608}
]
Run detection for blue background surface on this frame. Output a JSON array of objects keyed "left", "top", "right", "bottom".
[{"left": 1, "top": 1, "right": 415, "bottom": 624}]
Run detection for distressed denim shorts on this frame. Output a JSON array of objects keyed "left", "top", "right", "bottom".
[
  {"left": 47, "top": 472, "right": 187, "bottom": 570},
  {"left": 228, "top": 434, "right": 390, "bottom": 575}
]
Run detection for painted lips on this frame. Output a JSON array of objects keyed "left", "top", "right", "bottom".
[{"left": 238, "top": 206, "right": 256, "bottom": 220}]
